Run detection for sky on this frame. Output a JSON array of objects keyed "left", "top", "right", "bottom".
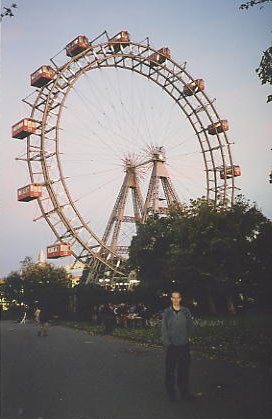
[{"left": 0, "top": 0, "right": 271, "bottom": 277}]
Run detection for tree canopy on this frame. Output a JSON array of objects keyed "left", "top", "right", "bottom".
[
  {"left": 128, "top": 197, "right": 272, "bottom": 313},
  {"left": 4, "top": 259, "right": 71, "bottom": 316}
]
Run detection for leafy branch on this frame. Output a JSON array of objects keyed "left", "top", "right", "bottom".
[
  {"left": 240, "top": 0, "right": 272, "bottom": 9},
  {"left": 0, "top": 3, "right": 17, "bottom": 21},
  {"left": 240, "top": 0, "right": 272, "bottom": 103},
  {"left": 256, "top": 46, "right": 272, "bottom": 102}
]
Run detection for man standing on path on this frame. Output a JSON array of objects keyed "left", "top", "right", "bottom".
[{"left": 161, "top": 290, "right": 195, "bottom": 402}]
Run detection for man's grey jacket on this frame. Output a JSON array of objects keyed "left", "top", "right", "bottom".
[{"left": 161, "top": 306, "right": 194, "bottom": 346}]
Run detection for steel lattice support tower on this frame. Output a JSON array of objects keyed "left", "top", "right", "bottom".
[
  {"left": 142, "top": 147, "right": 180, "bottom": 222},
  {"left": 102, "top": 159, "right": 144, "bottom": 258}
]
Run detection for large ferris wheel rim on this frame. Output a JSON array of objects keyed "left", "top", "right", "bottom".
[
  {"left": 24, "top": 34, "right": 236, "bottom": 273},
  {"left": 51, "top": 40, "right": 235, "bottom": 198},
  {"left": 39, "top": 39, "right": 234, "bottom": 196}
]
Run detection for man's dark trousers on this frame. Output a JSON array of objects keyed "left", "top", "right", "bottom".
[{"left": 165, "top": 342, "right": 191, "bottom": 398}]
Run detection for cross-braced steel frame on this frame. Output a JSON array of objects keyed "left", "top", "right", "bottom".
[
  {"left": 142, "top": 147, "right": 180, "bottom": 222},
  {"left": 102, "top": 160, "right": 144, "bottom": 257}
]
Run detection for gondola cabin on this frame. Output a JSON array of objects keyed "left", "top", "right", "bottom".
[
  {"left": 17, "top": 184, "right": 42, "bottom": 202},
  {"left": 12, "top": 118, "right": 37, "bottom": 139},
  {"left": 47, "top": 243, "right": 72, "bottom": 259},
  {"left": 66, "top": 36, "right": 90, "bottom": 57},
  {"left": 220, "top": 165, "right": 241, "bottom": 179},
  {"left": 108, "top": 31, "right": 130, "bottom": 52},
  {"left": 207, "top": 120, "right": 229, "bottom": 135},
  {"left": 149, "top": 48, "right": 171, "bottom": 66},
  {"left": 31, "top": 66, "right": 55, "bottom": 87},
  {"left": 183, "top": 79, "right": 205, "bottom": 96}
]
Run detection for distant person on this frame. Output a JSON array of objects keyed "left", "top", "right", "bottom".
[
  {"left": 37, "top": 305, "right": 50, "bottom": 337},
  {"left": 97, "top": 304, "right": 104, "bottom": 325},
  {"left": 92, "top": 305, "right": 98, "bottom": 323},
  {"left": 161, "top": 290, "right": 195, "bottom": 402},
  {"left": 34, "top": 307, "right": 41, "bottom": 325},
  {"left": 101, "top": 303, "right": 116, "bottom": 335}
]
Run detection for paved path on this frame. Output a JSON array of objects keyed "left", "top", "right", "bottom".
[{"left": 1, "top": 320, "right": 271, "bottom": 419}]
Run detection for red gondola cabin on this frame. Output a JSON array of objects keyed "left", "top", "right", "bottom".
[
  {"left": 47, "top": 243, "right": 72, "bottom": 259},
  {"left": 207, "top": 120, "right": 229, "bottom": 135},
  {"left": 183, "top": 79, "right": 205, "bottom": 96},
  {"left": 220, "top": 165, "right": 241, "bottom": 179},
  {"left": 66, "top": 36, "right": 90, "bottom": 57},
  {"left": 108, "top": 31, "right": 130, "bottom": 52},
  {"left": 31, "top": 66, "right": 55, "bottom": 87},
  {"left": 12, "top": 118, "right": 37, "bottom": 139},
  {"left": 17, "top": 184, "right": 42, "bottom": 202},
  {"left": 149, "top": 48, "right": 171, "bottom": 66}
]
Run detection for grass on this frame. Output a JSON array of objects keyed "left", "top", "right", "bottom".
[
  {"left": 189, "top": 314, "right": 272, "bottom": 368},
  {"left": 53, "top": 314, "right": 272, "bottom": 368}
]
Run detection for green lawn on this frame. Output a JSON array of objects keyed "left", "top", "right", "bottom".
[{"left": 54, "top": 314, "right": 272, "bottom": 368}]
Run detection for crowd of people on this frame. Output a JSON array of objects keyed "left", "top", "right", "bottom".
[
  {"left": 17, "top": 302, "right": 163, "bottom": 336},
  {"left": 91, "top": 303, "right": 162, "bottom": 333}
]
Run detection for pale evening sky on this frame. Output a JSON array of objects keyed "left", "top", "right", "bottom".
[{"left": 0, "top": 0, "right": 271, "bottom": 277}]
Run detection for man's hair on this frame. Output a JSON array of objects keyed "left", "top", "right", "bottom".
[{"left": 171, "top": 290, "right": 182, "bottom": 297}]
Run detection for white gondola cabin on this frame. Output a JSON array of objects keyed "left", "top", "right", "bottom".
[
  {"left": 183, "top": 79, "right": 205, "bottom": 96},
  {"left": 149, "top": 48, "right": 171, "bottom": 66},
  {"left": 31, "top": 66, "right": 55, "bottom": 87},
  {"left": 12, "top": 118, "right": 37, "bottom": 139},
  {"left": 66, "top": 36, "right": 90, "bottom": 57},
  {"left": 108, "top": 31, "right": 131, "bottom": 52},
  {"left": 17, "top": 184, "right": 42, "bottom": 202},
  {"left": 47, "top": 243, "right": 72, "bottom": 259},
  {"left": 207, "top": 120, "right": 229, "bottom": 135},
  {"left": 220, "top": 165, "right": 241, "bottom": 179}
]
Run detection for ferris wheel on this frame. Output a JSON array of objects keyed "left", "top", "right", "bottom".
[{"left": 12, "top": 30, "right": 241, "bottom": 280}]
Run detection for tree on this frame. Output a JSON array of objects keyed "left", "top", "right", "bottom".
[
  {"left": 4, "top": 271, "right": 24, "bottom": 306},
  {"left": 4, "top": 260, "right": 71, "bottom": 316},
  {"left": 128, "top": 197, "right": 272, "bottom": 314},
  {"left": 240, "top": 0, "right": 272, "bottom": 102},
  {"left": 128, "top": 215, "right": 174, "bottom": 292},
  {"left": 256, "top": 46, "right": 272, "bottom": 102},
  {"left": 246, "top": 219, "right": 272, "bottom": 306},
  {"left": 19, "top": 256, "right": 33, "bottom": 271}
]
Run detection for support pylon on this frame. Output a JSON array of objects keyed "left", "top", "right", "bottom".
[
  {"left": 142, "top": 147, "right": 180, "bottom": 222},
  {"left": 82, "top": 148, "right": 179, "bottom": 284},
  {"left": 101, "top": 158, "right": 144, "bottom": 258}
]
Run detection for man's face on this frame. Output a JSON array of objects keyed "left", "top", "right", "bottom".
[{"left": 171, "top": 292, "right": 182, "bottom": 306}]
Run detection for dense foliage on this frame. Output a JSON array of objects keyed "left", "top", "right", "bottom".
[
  {"left": 3, "top": 258, "right": 71, "bottom": 317},
  {"left": 128, "top": 196, "right": 272, "bottom": 314},
  {"left": 256, "top": 46, "right": 272, "bottom": 102}
]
